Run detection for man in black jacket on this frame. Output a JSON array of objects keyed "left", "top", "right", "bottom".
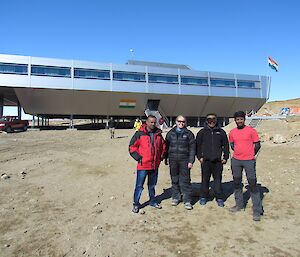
[
  {"left": 196, "top": 113, "right": 229, "bottom": 207},
  {"left": 165, "top": 115, "right": 196, "bottom": 210}
]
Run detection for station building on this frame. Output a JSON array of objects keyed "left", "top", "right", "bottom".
[{"left": 0, "top": 54, "right": 270, "bottom": 126}]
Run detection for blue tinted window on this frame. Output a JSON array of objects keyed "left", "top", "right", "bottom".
[
  {"left": 74, "top": 68, "right": 110, "bottom": 80},
  {"left": 113, "top": 71, "right": 145, "bottom": 82},
  {"left": 148, "top": 74, "right": 178, "bottom": 84},
  {"left": 237, "top": 81, "right": 256, "bottom": 88},
  {"left": 211, "top": 79, "right": 235, "bottom": 87},
  {"left": 0, "top": 63, "right": 28, "bottom": 75},
  {"left": 181, "top": 76, "right": 208, "bottom": 86},
  {"left": 31, "top": 65, "right": 71, "bottom": 77}
]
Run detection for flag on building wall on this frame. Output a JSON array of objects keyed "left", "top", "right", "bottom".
[
  {"left": 119, "top": 99, "right": 136, "bottom": 109},
  {"left": 268, "top": 56, "right": 279, "bottom": 72}
]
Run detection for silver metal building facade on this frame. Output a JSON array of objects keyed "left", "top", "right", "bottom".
[{"left": 0, "top": 54, "right": 270, "bottom": 123}]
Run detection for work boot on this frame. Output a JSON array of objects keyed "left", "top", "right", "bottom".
[
  {"left": 216, "top": 199, "right": 225, "bottom": 208},
  {"left": 132, "top": 205, "right": 139, "bottom": 214},
  {"left": 184, "top": 202, "right": 193, "bottom": 210},
  {"left": 253, "top": 213, "right": 261, "bottom": 221},
  {"left": 150, "top": 203, "right": 162, "bottom": 209},
  {"left": 199, "top": 198, "right": 207, "bottom": 206},
  {"left": 229, "top": 205, "right": 244, "bottom": 213},
  {"left": 171, "top": 199, "right": 180, "bottom": 206}
]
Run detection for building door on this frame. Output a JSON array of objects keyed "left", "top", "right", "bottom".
[{"left": 146, "top": 100, "right": 160, "bottom": 111}]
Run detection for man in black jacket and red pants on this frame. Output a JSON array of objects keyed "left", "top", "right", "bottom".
[{"left": 196, "top": 113, "right": 229, "bottom": 207}]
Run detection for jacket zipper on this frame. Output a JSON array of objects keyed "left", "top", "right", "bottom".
[
  {"left": 211, "top": 130, "right": 214, "bottom": 156},
  {"left": 150, "top": 134, "right": 155, "bottom": 169}
]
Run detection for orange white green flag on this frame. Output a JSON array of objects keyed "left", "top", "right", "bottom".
[{"left": 268, "top": 56, "right": 279, "bottom": 72}]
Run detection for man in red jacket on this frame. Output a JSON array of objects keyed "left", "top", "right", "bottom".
[{"left": 129, "top": 115, "right": 166, "bottom": 213}]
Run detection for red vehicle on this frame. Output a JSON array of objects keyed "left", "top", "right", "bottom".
[{"left": 0, "top": 116, "right": 29, "bottom": 133}]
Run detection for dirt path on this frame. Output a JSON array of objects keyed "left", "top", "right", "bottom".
[{"left": 1, "top": 120, "right": 300, "bottom": 257}]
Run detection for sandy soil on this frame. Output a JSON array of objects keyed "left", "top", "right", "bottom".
[{"left": 1, "top": 119, "right": 300, "bottom": 257}]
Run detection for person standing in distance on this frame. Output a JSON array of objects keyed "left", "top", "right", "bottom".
[
  {"left": 108, "top": 117, "right": 115, "bottom": 139},
  {"left": 196, "top": 113, "right": 229, "bottom": 207},
  {"left": 229, "top": 111, "right": 262, "bottom": 221},
  {"left": 165, "top": 115, "right": 196, "bottom": 210},
  {"left": 129, "top": 115, "right": 166, "bottom": 213}
]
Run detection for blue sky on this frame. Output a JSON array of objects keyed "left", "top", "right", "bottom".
[{"left": 1, "top": 0, "right": 299, "bottom": 116}]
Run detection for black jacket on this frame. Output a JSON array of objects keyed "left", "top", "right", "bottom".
[
  {"left": 108, "top": 119, "right": 115, "bottom": 128},
  {"left": 165, "top": 127, "right": 196, "bottom": 163},
  {"left": 196, "top": 124, "right": 229, "bottom": 162}
]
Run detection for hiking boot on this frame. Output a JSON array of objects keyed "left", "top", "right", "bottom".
[
  {"left": 253, "top": 213, "right": 261, "bottom": 221},
  {"left": 229, "top": 206, "right": 244, "bottom": 213},
  {"left": 199, "top": 198, "right": 207, "bottom": 206},
  {"left": 150, "top": 203, "right": 162, "bottom": 209},
  {"left": 184, "top": 202, "right": 193, "bottom": 210},
  {"left": 171, "top": 199, "right": 180, "bottom": 206},
  {"left": 216, "top": 199, "right": 225, "bottom": 208},
  {"left": 132, "top": 205, "right": 139, "bottom": 213}
]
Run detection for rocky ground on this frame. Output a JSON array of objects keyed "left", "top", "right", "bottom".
[{"left": 0, "top": 118, "right": 300, "bottom": 257}]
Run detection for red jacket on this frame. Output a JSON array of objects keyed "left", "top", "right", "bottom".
[{"left": 129, "top": 124, "right": 166, "bottom": 170}]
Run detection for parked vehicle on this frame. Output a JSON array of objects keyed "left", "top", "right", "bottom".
[{"left": 0, "top": 116, "right": 29, "bottom": 133}]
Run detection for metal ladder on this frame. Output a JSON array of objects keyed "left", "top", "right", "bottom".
[
  {"left": 144, "top": 108, "right": 169, "bottom": 129},
  {"left": 246, "top": 118, "right": 262, "bottom": 128}
]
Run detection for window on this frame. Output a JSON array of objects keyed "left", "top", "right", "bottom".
[
  {"left": 148, "top": 74, "right": 178, "bottom": 84},
  {"left": 237, "top": 81, "right": 256, "bottom": 88},
  {"left": 74, "top": 68, "right": 110, "bottom": 80},
  {"left": 113, "top": 71, "right": 146, "bottom": 82},
  {"left": 210, "top": 79, "right": 235, "bottom": 87},
  {"left": 31, "top": 65, "right": 71, "bottom": 77},
  {"left": 0, "top": 63, "right": 28, "bottom": 75},
  {"left": 181, "top": 76, "right": 208, "bottom": 86}
]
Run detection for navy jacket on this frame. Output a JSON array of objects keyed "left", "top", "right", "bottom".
[{"left": 165, "top": 127, "right": 196, "bottom": 163}]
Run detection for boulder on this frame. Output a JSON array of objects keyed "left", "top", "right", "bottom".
[{"left": 273, "top": 134, "right": 287, "bottom": 144}]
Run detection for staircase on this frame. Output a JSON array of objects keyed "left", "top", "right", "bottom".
[
  {"left": 246, "top": 118, "right": 262, "bottom": 128},
  {"left": 145, "top": 108, "right": 169, "bottom": 129}
]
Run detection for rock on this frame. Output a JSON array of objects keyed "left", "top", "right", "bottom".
[
  {"left": 20, "top": 170, "right": 27, "bottom": 179},
  {"left": 273, "top": 134, "right": 287, "bottom": 144},
  {"left": 110, "top": 196, "right": 116, "bottom": 200},
  {"left": 1, "top": 173, "right": 10, "bottom": 180},
  {"left": 4, "top": 244, "right": 10, "bottom": 247},
  {"left": 93, "top": 225, "right": 101, "bottom": 231}
]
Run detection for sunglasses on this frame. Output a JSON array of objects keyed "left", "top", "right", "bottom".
[
  {"left": 177, "top": 120, "right": 186, "bottom": 123},
  {"left": 207, "top": 118, "right": 217, "bottom": 122}
]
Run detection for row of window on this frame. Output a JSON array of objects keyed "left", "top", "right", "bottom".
[{"left": 0, "top": 62, "right": 258, "bottom": 88}]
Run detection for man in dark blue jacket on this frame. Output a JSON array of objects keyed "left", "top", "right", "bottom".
[
  {"left": 196, "top": 113, "right": 229, "bottom": 207},
  {"left": 165, "top": 115, "right": 196, "bottom": 210}
]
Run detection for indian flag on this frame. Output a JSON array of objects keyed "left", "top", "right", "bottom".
[
  {"left": 268, "top": 56, "right": 279, "bottom": 72},
  {"left": 119, "top": 99, "right": 136, "bottom": 109}
]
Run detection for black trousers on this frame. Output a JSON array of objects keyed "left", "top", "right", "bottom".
[
  {"left": 169, "top": 160, "right": 192, "bottom": 203},
  {"left": 201, "top": 160, "right": 223, "bottom": 200}
]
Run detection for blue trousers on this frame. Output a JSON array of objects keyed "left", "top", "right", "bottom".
[{"left": 133, "top": 169, "right": 158, "bottom": 206}]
